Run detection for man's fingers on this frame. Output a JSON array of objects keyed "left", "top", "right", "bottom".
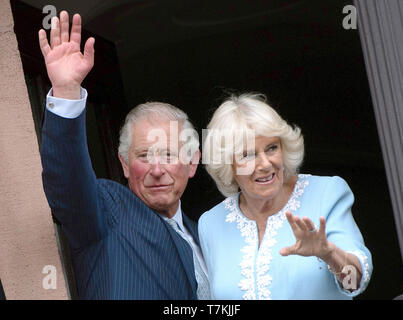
[
  {"left": 50, "top": 16, "right": 61, "bottom": 48},
  {"left": 70, "top": 14, "right": 81, "bottom": 45},
  {"left": 60, "top": 11, "right": 70, "bottom": 43},
  {"left": 38, "top": 29, "right": 51, "bottom": 58},
  {"left": 83, "top": 37, "right": 95, "bottom": 67}
]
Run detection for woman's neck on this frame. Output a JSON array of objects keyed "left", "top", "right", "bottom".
[{"left": 239, "top": 175, "right": 298, "bottom": 223}]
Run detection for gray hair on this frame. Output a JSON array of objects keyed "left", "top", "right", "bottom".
[
  {"left": 203, "top": 93, "right": 304, "bottom": 197},
  {"left": 118, "top": 102, "right": 199, "bottom": 163}
]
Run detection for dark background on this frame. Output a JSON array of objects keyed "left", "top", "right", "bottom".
[{"left": 11, "top": 0, "right": 403, "bottom": 299}]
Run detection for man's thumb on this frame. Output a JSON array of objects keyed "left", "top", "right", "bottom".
[{"left": 83, "top": 37, "right": 95, "bottom": 67}]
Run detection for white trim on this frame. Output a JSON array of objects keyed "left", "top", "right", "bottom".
[{"left": 225, "top": 174, "right": 310, "bottom": 300}]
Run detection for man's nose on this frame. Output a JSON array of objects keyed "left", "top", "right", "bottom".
[{"left": 149, "top": 157, "right": 165, "bottom": 177}]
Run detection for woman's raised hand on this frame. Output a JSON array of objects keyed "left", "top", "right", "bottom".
[
  {"left": 280, "top": 211, "right": 333, "bottom": 260},
  {"left": 38, "top": 11, "right": 95, "bottom": 99}
]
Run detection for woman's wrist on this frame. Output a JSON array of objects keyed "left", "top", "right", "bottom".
[
  {"left": 318, "top": 242, "right": 359, "bottom": 285},
  {"left": 317, "top": 241, "right": 336, "bottom": 262}
]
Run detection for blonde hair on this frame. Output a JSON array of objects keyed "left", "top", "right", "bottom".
[{"left": 203, "top": 93, "right": 304, "bottom": 197}]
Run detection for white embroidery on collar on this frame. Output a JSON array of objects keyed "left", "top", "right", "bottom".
[{"left": 225, "top": 174, "right": 310, "bottom": 300}]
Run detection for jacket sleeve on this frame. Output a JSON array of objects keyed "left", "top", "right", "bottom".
[
  {"left": 41, "top": 95, "right": 109, "bottom": 250},
  {"left": 320, "top": 176, "right": 373, "bottom": 297}
]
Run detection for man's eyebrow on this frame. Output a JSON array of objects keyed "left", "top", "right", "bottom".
[{"left": 133, "top": 147, "right": 150, "bottom": 154}]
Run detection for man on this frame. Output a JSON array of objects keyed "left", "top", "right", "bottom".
[{"left": 39, "top": 11, "right": 209, "bottom": 299}]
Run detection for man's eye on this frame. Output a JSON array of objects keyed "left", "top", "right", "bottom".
[
  {"left": 166, "top": 154, "right": 179, "bottom": 162},
  {"left": 136, "top": 153, "right": 150, "bottom": 161}
]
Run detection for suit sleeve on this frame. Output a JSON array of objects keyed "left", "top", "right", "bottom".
[
  {"left": 41, "top": 92, "right": 109, "bottom": 249},
  {"left": 320, "top": 176, "right": 373, "bottom": 297}
]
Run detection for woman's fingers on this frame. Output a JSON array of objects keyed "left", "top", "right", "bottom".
[
  {"left": 318, "top": 216, "right": 326, "bottom": 236},
  {"left": 282, "top": 213, "right": 328, "bottom": 258},
  {"left": 280, "top": 245, "right": 296, "bottom": 256},
  {"left": 60, "top": 11, "right": 70, "bottom": 43},
  {"left": 50, "top": 16, "right": 61, "bottom": 48},
  {"left": 286, "top": 211, "right": 327, "bottom": 239},
  {"left": 287, "top": 212, "right": 324, "bottom": 234},
  {"left": 285, "top": 211, "right": 297, "bottom": 231},
  {"left": 302, "top": 216, "right": 316, "bottom": 232},
  {"left": 286, "top": 211, "right": 311, "bottom": 233},
  {"left": 294, "top": 216, "right": 307, "bottom": 231}
]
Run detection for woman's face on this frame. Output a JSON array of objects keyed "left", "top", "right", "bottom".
[{"left": 232, "top": 136, "right": 284, "bottom": 202}]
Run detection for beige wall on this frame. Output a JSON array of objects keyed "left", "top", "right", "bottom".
[{"left": 0, "top": 0, "right": 67, "bottom": 299}]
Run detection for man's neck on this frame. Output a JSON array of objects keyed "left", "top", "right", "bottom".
[
  {"left": 158, "top": 202, "right": 180, "bottom": 219},
  {"left": 158, "top": 202, "right": 185, "bottom": 232}
]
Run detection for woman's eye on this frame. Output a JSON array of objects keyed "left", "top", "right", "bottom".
[
  {"left": 242, "top": 153, "right": 255, "bottom": 160},
  {"left": 267, "top": 144, "right": 278, "bottom": 152}
]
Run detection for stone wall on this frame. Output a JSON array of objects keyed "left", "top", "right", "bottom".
[{"left": 0, "top": 0, "right": 67, "bottom": 299}]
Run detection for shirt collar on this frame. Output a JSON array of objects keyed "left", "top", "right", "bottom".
[{"left": 159, "top": 201, "right": 185, "bottom": 232}]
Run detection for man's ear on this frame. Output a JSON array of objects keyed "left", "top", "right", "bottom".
[
  {"left": 118, "top": 153, "right": 130, "bottom": 179},
  {"left": 188, "top": 149, "right": 201, "bottom": 179}
]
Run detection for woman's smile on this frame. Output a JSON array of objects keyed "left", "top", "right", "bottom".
[{"left": 254, "top": 172, "right": 275, "bottom": 184}]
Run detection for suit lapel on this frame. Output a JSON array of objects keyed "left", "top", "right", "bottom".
[{"left": 182, "top": 214, "right": 200, "bottom": 246}]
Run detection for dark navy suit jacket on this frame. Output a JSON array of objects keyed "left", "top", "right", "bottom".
[{"left": 41, "top": 108, "right": 198, "bottom": 299}]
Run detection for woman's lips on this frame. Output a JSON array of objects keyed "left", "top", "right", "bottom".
[{"left": 254, "top": 173, "right": 275, "bottom": 184}]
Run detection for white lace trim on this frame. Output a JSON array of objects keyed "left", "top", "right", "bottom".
[
  {"left": 337, "top": 250, "right": 371, "bottom": 296},
  {"left": 225, "top": 174, "right": 310, "bottom": 300},
  {"left": 350, "top": 250, "right": 371, "bottom": 286}
]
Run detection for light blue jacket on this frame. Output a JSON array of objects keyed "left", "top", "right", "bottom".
[{"left": 199, "top": 174, "right": 373, "bottom": 300}]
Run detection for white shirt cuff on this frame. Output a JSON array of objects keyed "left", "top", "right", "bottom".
[{"left": 46, "top": 87, "right": 88, "bottom": 119}]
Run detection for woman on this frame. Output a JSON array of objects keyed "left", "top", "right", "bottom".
[{"left": 199, "top": 93, "right": 372, "bottom": 300}]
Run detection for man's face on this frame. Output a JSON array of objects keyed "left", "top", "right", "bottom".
[{"left": 119, "top": 117, "right": 199, "bottom": 217}]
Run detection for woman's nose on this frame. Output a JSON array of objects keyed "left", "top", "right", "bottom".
[{"left": 256, "top": 152, "right": 271, "bottom": 171}]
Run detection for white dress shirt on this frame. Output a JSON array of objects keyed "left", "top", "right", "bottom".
[{"left": 46, "top": 87, "right": 87, "bottom": 117}]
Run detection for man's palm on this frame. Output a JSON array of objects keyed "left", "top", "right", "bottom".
[
  {"left": 39, "top": 12, "right": 94, "bottom": 95},
  {"left": 45, "top": 41, "right": 91, "bottom": 87}
]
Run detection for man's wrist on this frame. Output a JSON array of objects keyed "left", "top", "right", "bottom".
[
  {"left": 46, "top": 87, "right": 87, "bottom": 119},
  {"left": 52, "top": 85, "right": 81, "bottom": 100}
]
